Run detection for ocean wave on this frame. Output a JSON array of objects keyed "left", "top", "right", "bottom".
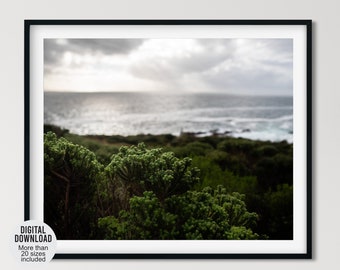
[{"left": 44, "top": 92, "right": 293, "bottom": 142}]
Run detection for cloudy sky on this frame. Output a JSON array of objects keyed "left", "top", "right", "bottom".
[{"left": 44, "top": 38, "right": 293, "bottom": 95}]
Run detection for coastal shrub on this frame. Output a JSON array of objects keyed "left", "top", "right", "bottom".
[
  {"left": 94, "top": 145, "right": 119, "bottom": 165},
  {"left": 264, "top": 184, "right": 293, "bottom": 239},
  {"left": 193, "top": 156, "right": 258, "bottom": 196},
  {"left": 225, "top": 175, "right": 258, "bottom": 195},
  {"left": 43, "top": 128, "right": 293, "bottom": 240},
  {"left": 206, "top": 150, "right": 229, "bottom": 169},
  {"left": 168, "top": 186, "right": 258, "bottom": 240},
  {"left": 172, "top": 141, "right": 214, "bottom": 158},
  {"left": 98, "top": 186, "right": 259, "bottom": 240},
  {"left": 105, "top": 143, "right": 200, "bottom": 204},
  {"left": 255, "top": 153, "right": 293, "bottom": 189},
  {"left": 44, "top": 132, "right": 104, "bottom": 239},
  {"left": 197, "top": 136, "right": 221, "bottom": 148},
  {"left": 98, "top": 191, "right": 178, "bottom": 240},
  {"left": 272, "top": 154, "right": 293, "bottom": 185},
  {"left": 106, "top": 135, "right": 128, "bottom": 144},
  {"left": 217, "top": 138, "right": 257, "bottom": 153},
  {"left": 192, "top": 156, "right": 230, "bottom": 189},
  {"left": 253, "top": 145, "right": 279, "bottom": 157}
]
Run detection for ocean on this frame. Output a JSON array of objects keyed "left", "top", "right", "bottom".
[{"left": 44, "top": 92, "right": 293, "bottom": 143}]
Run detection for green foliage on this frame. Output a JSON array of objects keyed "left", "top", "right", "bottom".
[
  {"left": 172, "top": 141, "right": 214, "bottom": 158},
  {"left": 206, "top": 150, "right": 229, "bottom": 169},
  {"left": 217, "top": 138, "right": 257, "bottom": 153},
  {"left": 263, "top": 184, "right": 293, "bottom": 239},
  {"left": 253, "top": 145, "right": 279, "bottom": 157},
  {"left": 192, "top": 156, "right": 257, "bottom": 196},
  {"left": 169, "top": 186, "right": 258, "bottom": 240},
  {"left": 44, "top": 127, "right": 293, "bottom": 240},
  {"left": 225, "top": 226, "right": 259, "bottom": 240},
  {"left": 98, "top": 191, "right": 177, "bottom": 240},
  {"left": 255, "top": 153, "right": 293, "bottom": 190},
  {"left": 192, "top": 156, "right": 228, "bottom": 188},
  {"left": 62, "top": 134, "right": 119, "bottom": 165},
  {"left": 105, "top": 143, "right": 200, "bottom": 202},
  {"left": 44, "top": 132, "right": 104, "bottom": 239},
  {"left": 98, "top": 186, "right": 258, "bottom": 240}
]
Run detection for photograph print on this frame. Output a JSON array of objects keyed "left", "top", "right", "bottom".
[{"left": 43, "top": 36, "right": 295, "bottom": 242}]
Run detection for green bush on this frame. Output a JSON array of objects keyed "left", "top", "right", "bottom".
[
  {"left": 264, "top": 184, "right": 293, "bottom": 239},
  {"left": 253, "top": 145, "right": 279, "bottom": 157},
  {"left": 255, "top": 153, "right": 293, "bottom": 190},
  {"left": 98, "top": 186, "right": 259, "bottom": 240},
  {"left": 98, "top": 191, "right": 178, "bottom": 240},
  {"left": 44, "top": 129, "right": 292, "bottom": 240},
  {"left": 105, "top": 143, "right": 200, "bottom": 204},
  {"left": 217, "top": 138, "right": 257, "bottom": 153},
  {"left": 172, "top": 141, "right": 214, "bottom": 158},
  {"left": 44, "top": 132, "right": 104, "bottom": 239},
  {"left": 170, "top": 186, "right": 259, "bottom": 240}
]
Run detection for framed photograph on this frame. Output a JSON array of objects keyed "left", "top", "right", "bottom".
[{"left": 25, "top": 20, "right": 312, "bottom": 259}]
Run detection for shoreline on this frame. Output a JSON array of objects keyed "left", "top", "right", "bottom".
[{"left": 44, "top": 124, "right": 293, "bottom": 145}]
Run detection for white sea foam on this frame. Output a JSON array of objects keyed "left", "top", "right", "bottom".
[{"left": 44, "top": 92, "right": 293, "bottom": 142}]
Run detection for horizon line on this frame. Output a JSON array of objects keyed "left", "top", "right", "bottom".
[{"left": 44, "top": 89, "right": 293, "bottom": 97}]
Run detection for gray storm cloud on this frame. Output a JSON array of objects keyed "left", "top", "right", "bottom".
[
  {"left": 44, "top": 38, "right": 293, "bottom": 95},
  {"left": 204, "top": 66, "right": 292, "bottom": 95},
  {"left": 201, "top": 39, "right": 293, "bottom": 95},
  {"left": 129, "top": 39, "right": 236, "bottom": 81},
  {"left": 128, "top": 39, "right": 292, "bottom": 95},
  {"left": 44, "top": 39, "right": 144, "bottom": 67}
]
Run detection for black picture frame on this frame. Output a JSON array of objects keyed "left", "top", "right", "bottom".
[{"left": 24, "top": 19, "right": 312, "bottom": 259}]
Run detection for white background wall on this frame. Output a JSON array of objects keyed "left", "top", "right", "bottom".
[{"left": 0, "top": 0, "right": 338, "bottom": 269}]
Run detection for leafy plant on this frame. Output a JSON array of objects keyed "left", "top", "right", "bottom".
[
  {"left": 98, "top": 191, "right": 177, "bottom": 239},
  {"left": 44, "top": 132, "right": 103, "bottom": 239},
  {"left": 99, "top": 186, "right": 259, "bottom": 240},
  {"left": 105, "top": 143, "right": 200, "bottom": 204},
  {"left": 44, "top": 129, "right": 293, "bottom": 240}
]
